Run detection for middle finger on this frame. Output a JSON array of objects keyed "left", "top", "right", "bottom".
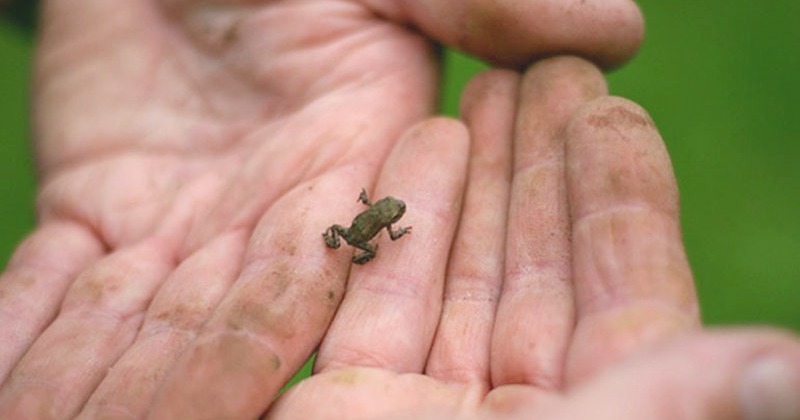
[{"left": 491, "top": 56, "right": 608, "bottom": 390}]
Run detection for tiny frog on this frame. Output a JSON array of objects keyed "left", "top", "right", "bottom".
[{"left": 323, "top": 188, "right": 412, "bottom": 264}]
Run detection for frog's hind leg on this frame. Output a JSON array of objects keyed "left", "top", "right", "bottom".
[
  {"left": 323, "top": 225, "right": 346, "bottom": 249},
  {"left": 352, "top": 242, "right": 377, "bottom": 264}
]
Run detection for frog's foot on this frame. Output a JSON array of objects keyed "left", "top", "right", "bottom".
[
  {"left": 322, "top": 226, "right": 342, "bottom": 249},
  {"left": 357, "top": 188, "right": 372, "bottom": 206},
  {"left": 389, "top": 226, "right": 412, "bottom": 241},
  {"left": 353, "top": 244, "right": 377, "bottom": 265}
]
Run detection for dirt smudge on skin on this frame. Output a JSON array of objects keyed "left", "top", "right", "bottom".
[
  {"left": 330, "top": 369, "right": 360, "bottom": 385},
  {"left": 0, "top": 274, "right": 37, "bottom": 301},
  {"left": 72, "top": 274, "right": 122, "bottom": 306},
  {"left": 153, "top": 303, "right": 213, "bottom": 331},
  {"left": 168, "top": 332, "right": 281, "bottom": 418},
  {"left": 223, "top": 261, "right": 301, "bottom": 340},
  {"left": 271, "top": 353, "right": 282, "bottom": 371},
  {"left": 587, "top": 105, "right": 654, "bottom": 130}
]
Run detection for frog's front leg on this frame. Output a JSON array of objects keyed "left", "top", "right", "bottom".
[
  {"left": 323, "top": 225, "right": 347, "bottom": 249},
  {"left": 387, "top": 224, "right": 412, "bottom": 241},
  {"left": 357, "top": 188, "right": 372, "bottom": 206},
  {"left": 352, "top": 242, "right": 378, "bottom": 264}
]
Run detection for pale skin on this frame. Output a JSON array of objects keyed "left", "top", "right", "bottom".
[{"left": 1, "top": 1, "right": 800, "bottom": 419}]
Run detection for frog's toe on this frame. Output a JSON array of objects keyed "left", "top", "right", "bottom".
[
  {"left": 353, "top": 251, "right": 374, "bottom": 264},
  {"left": 322, "top": 233, "right": 340, "bottom": 248}
]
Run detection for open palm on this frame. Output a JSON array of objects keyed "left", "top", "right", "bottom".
[{"left": 10, "top": 0, "right": 773, "bottom": 418}]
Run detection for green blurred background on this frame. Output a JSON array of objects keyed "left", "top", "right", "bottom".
[{"left": 1, "top": 0, "right": 798, "bottom": 334}]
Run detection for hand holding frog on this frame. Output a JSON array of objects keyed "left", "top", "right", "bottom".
[
  {"left": 3, "top": 0, "right": 798, "bottom": 419},
  {"left": 271, "top": 58, "right": 800, "bottom": 419},
  {"left": 0, "top": 0, "right": 647, "bottom": 418}
]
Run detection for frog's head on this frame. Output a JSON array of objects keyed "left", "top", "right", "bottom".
[{"left": 375, "top": 196, "right": 406, "bottom": 223}]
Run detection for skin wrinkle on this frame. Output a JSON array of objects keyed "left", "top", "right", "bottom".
[
  {"left": 38, "top": 160, "right": 187, "bottom": 249},
  {"left": 503, "top": 261, "right": 572, "bottom": 293},
  {"left": 574, "top": 210, "right": 689, "bottom": 311},
  {"left": 445, "top": 229, "right": 504, "bottom": 280},
  {"left": 199, "top": 328, "right": 287, "bottom": 375},
  {"left": 81, "top": 402, "right": 138, "bottom": 420},
  {"left": 441, "top": 273, "right": 501, "bottom": 304},
  {"left": 353, "top": 271, "right": 437, "bottom": 300},
  {"left": 37, "top": 32, "right": 172, "bottom": 170},
  {"left": 320, "top": 342, "right": 402, "bottom": 372},
  {"left": 136, "top": 322, "right": 198, "bottom": 345}
]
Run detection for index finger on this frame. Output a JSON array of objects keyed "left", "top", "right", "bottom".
[{"left": 146, "top": 169, "right": 369, "bottom": 419}]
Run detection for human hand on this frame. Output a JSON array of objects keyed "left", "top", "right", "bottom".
[
  {"left": 266, "top": 57, "right": 800, "bottom": 419},
  {"left": 0, "top": 0, "right": 646, "bottom": 418}
]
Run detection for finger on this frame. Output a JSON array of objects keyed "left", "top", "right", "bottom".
[
  {"left": 76, "top": 232, "right": 246, "bottom": 419},
  {"left": 564, "top": 97, "right": 698, "bottom": 384},
  {"left": 316, "top": 118, "right": 470, "bottom": 374},
  {"left": 424, "top": 70, "right": 518, "bottom": 386},
  {"left": 269, "top": 366, "right": 470, "bottom": 419},
  {"left": 0, "top": 240, "right": 173, "bottom": 419},
  {"left": 534, "top": 330, "right": 800, "bottom": 420},
  {"left": 0, "top": 222, "right": 104, "bottom": 385},
  {"left": 146, "top": 164, "right": 379, "bottom": 419},
  {"left": 367, "top": 0, "right": 643, "bottom": 68},
  {"left": 492, "top": 56, "right": 607, "bottom": 390}
]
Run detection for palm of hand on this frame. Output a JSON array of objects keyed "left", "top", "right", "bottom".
[
  {"left": 3, "top": 2, "right": 438, "bottom": 417},
  {"left": 33, "top": 1, "right": 437, "bottom": 249}
]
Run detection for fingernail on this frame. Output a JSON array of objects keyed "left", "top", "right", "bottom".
[{"left": 739, "top": 355, "right": 800, "bottom": 420}]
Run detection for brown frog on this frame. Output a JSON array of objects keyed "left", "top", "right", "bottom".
[{"left": 323, "top": 188, "right": 411, "bottom": 264}]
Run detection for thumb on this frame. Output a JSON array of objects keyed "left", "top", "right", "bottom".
[
  {"left": 375, "top": 0, "right": 644, "bottom": 68},
  {"left": 538, "top": 329, "right": 800, "bottom": 420}
]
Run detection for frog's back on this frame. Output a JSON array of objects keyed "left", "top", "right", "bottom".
[{"left": 348, "top": 211, "right": 385, "bottom": 242}]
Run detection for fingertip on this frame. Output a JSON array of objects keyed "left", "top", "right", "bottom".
[
  {"left": 392, "top": 116, "right": 470, "bottom": 169},
  {"left": 400, "top": 0, "right": 645, "bottom": 68},
  {"left": 511, "top": 56, "right": 607, "bottom": 171},
  {"left": 420, "top": 115, "right": 470, "bottom": 143},
  {"left": 568, "top": 96, "right": 656, "bottom": 133},
  {"left": 459, "top": 69, "right": 520, "bottom": 122},
  {"left": 523, "top": 56, "right": 606, "bottom": 91},
  {"left": 565, "top": 95, "right": 677, "bottom": 219}
]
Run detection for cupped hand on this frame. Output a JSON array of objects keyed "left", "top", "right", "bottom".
[
  {"left": 0, "top": 0, "right": 646, "bottom": 418},
  {"left": 267, "top": 58, "right": 800, "bottom": 420}
]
